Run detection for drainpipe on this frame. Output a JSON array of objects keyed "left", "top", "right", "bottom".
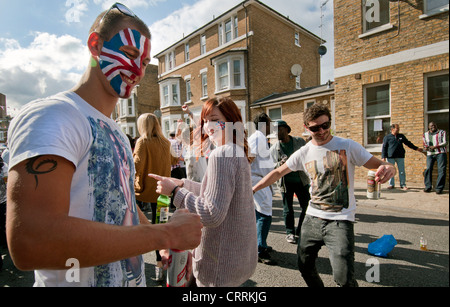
[{"left": 243, "top": 2, "right": 251, "bottom": 122}]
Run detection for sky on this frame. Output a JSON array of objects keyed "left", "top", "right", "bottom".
[{"left": 0, "top": 0, "right": 334, "bottom": 117}]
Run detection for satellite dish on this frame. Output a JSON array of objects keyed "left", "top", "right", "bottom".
[
  {"left": 290, "top": 64, "right": 303, "bottom": 77},
  {"left": 318, "top": 45, "right": 327, "bottom": 56},
  {"left": 154, "top": 109, "right": 162, "bottom": 118}
]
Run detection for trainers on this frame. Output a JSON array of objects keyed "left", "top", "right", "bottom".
[
  {"left": 286, "top": 234, "right": 297, "bottom": 244},
  {"left": 387, "top": 186, "right": 394, "bottom": 189},
  {"left": 436, "top": 190, "right": 443, "bottom": 195},
  {"left": 401, "top": 186, "right": 408, "bottom": 191},
  {"left": 424, "top": 188, "right": 432, "bottom": 193},
  {"left": 258, "top": 250, "right": 277, "bottom": 265}
]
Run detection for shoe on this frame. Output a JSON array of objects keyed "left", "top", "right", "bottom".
[
  {"left": 286, "top": 234, "right": 297, "bottom": 244},
  {"left": 401, "top": 186, "right": 408, "bottom": 191},
  {"left": 387, "top": 186, "right": 394, "bottom": 189},
  {"left": 263, "top": 246, "right": 273, "bottom": 253},
  {"left": 258, "top": 250, "right": 277, "bottom": 265},
  {"left": 436, "top": 190, "right": 443, "bottom": 195},
  {"left": 424, "top": 188, "right": 432, "bottom": 193},
  {"left": 154, "top": 266, "right": 164, "bottom": 281}
]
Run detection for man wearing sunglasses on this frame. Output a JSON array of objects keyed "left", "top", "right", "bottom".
[
  {"left": 253, "top": 103, "right": 395, "bottom": 287},
  {"left": 6, "top": 3, "right": 202, "bottom": 287}
]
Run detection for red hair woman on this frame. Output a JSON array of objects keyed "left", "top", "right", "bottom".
[{"left": 150, "top": 97, "right": 257, "bottom": 287}]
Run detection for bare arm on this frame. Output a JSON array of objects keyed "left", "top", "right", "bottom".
[
  {"left": 363, "top": 156, "right": 396, "bottom": 184},
  {"left": 252, "top": 163, "right": 292, "bottom": 193},
  {"left": 7, "top": 155, "right": 202, "bottom": 271}
]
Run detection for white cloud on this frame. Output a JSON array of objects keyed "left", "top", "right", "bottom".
[{"left": 0, "top": 33, "right": 90, "bottom": 115}]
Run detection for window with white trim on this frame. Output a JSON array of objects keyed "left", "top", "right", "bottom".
[
  {"left": 186, "top": 79, "right": 192, "bottom": 102},
  {"left": 160, "top": 79, "right": 181, "bottom": 108},
  {"left": 165, "top": 51, "right": 175, "bottom": 72},
  {"left": 185, "top": 43, "right": 190, "bottom": 62},
  {"left": 364, "top": 83, "right": 391, "bottom": 147},
  {"left": 118, "top": 97, "right": 135, "bottom": 118},
  {"left": 201, "top": 72, "right": 208, "bottom": 98},
  {"left": 218, "top": 15, "right": 238, "bottom": 46},
  {"left": 295, "top": 32, "right": 300, "bottom": 47},
  {"left": 425, "top": 71, "right": 449, "bottom": 134},
  {"left": 200, "top": 34, "right": 206, "bottom": 55},
  {"left": 267, "top": 106, "right": 282, "bottom": 121},
  {"left": 424, "top": 0, "right": 449, "bottom": 15},
  {"left": 363, "top": 0, "right": 390, "bottom": 33},
  {"left": 213, "top": 54, "right": 245, "bottom": 92}
]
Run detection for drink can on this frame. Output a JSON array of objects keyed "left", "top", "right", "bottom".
[
  {"left": 156, "top": 195, "right": 170, "bottom": 224},
  {"left": 367, "top": 169, "right": 380, "bottom": 199},
  {"left": 166, "top": 249, "right": 188, "bottom": 287}
]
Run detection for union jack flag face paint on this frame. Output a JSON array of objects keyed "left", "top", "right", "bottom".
[{"left": 99, "top": 28, "right": 150, "bottom": 98}]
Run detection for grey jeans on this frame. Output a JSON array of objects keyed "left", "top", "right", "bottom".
[{"left": 297, "top": 215, "right": 358, "bottom": 287}]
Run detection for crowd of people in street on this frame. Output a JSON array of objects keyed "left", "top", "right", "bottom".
[{"left": 0, "top": 2, "right": 447, "bottom": 287}]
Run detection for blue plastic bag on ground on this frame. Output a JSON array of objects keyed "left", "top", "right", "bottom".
[{"left": 368, "top": 234, "right": 397, "bottom": 257}]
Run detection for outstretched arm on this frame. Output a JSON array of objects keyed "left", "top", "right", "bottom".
[
  {"left": 253, "top": 163, "right": 292, "bottom": 193},
  {"left": 7, "top": 155, "right": 202, "bottom": 271},
  {"left": 363, "top": 156, "right": 396, "bottom": 184}
]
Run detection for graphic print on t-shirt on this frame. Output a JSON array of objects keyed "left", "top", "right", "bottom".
[
  {"left": 304, "top": 149, "right": 349, "bottom": 212},
  {"left": 88, "top": 117, "right": 144, "bottom": 287}
]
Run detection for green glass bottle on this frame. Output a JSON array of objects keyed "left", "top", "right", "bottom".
[{"left": 156, "top": 195, "right": 170, "bottom": 224}]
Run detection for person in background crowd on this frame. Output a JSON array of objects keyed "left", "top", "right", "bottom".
[
  {"left": 5, "top": 3, "right": 202, "bottom": 287},
  {"left": 133, "top": 113, "right": 177, "bottom": 280},
  {"left": 270, "top": 120, "right": 310, "bottom": 244},
  {"left": 253, "top": 104, "right": 396, "bottom": 287},
  {"left": 249, "top": 113, "right": 276, "bottom": 265},
  {"left": 423, "top": 122, "right": 448, "bottom": 194},
  {"left": 382, "top": 124, "right": 423, "bottom": 190}
]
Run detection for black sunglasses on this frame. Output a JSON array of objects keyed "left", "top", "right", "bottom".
[
  {"left": 99, "top": 2, "right": 137, "bottom": 26},
  {"left": 307, "top": 121, "right": 331, "bottom": 132}
]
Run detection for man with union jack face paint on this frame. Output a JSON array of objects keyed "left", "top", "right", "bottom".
[
  {"left": 98, "top": 27, "right": 151, "bottom": 98},
  {"left": 6, "top": 3, "right": 202, "bottom": 287}
]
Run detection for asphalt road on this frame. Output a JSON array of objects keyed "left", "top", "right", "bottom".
[{"left": 1, "top": 186, "right": 448, "bottom": 288}]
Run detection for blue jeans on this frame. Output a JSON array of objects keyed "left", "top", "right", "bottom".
[
  {"left": 255, "top": 210, "right": 272, "bottom": 253},
  {"left": 297, "top": 215, "right": 358, "bottom": 287},
  {"left": 387, "top": 158, "right": 406, "bottom": 187},
  {"left": 424, "top": 153, "right": 447, "bottom": 191}
]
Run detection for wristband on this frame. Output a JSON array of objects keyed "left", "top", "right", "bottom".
[{"left": 170, "top": 186, "right": 179, "bottom": 208}]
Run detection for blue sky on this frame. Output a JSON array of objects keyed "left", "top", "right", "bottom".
[{"left": 0, "top": 0, "right": 334, "bottom": 116}]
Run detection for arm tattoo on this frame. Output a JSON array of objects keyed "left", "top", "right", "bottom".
[{"left": 25, "top": 156, "right": 58, "bottom": 189}]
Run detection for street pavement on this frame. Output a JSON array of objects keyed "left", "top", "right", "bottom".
[{"left": 1, "top": 180, "right": 448, "bottom": 287}]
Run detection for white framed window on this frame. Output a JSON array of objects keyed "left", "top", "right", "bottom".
[
  {"left": 218, "top": 15, "right": 238, "bottom": 46},
  {"left": 362, "top": 0, "right": 390, "bottom": 33},
  {"left": 160, "top": 79, "right": 181, "bottom": 108},
  {"left": 200, "top": 34, "right": 206, "bottom": 55},
  {"left": 165, "top": 51, "right": 175, "bottom": 72},
  {"left": 295, "top": 32, "right": 300, "bottom": 47},
  {"left": 364, "top": 82, "right": 391, "bottom": 149},
  {"left": 161, "top": 114, "right": 183, "bottom": 137},
  {"left": 425, "top": 71, "right": 449, "bottom": 134},
  {"left": 295, "top": 75, "right": 301, "bottom": 89},
  {"left": 424, "top": 0, "right": 449, "bottom": 15},
  {"left": 212, "top": 54, "right": 245, "bottom": 93},
  {"left": 121, "top": 123, "right": 137, "bottom": 138},
  {"left": 118, "top": 97, "right": 135, "bottom": 118},
  {"left": 201, "top": 71, "right": 208, "bottom": 98},
  {"left": 185, "top": 43, "right": 190, "bottom": 62},
  {"left": 267, "top": 106, "right": 282, "bottom": 121},
  {"left": 186, "top": 79, "right": 192, "bottom": 103}
]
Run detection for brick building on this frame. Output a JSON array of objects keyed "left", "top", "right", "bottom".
[
  {"left": 334, "top": 0, "right": 449, "bottom": 188},
  {"left": 154, "top": 0, "right": 323, "bottom": 136}
]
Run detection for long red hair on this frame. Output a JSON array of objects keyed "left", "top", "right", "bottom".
[{"left": 195, "top": 97, "right": 251, "bottom": 163}]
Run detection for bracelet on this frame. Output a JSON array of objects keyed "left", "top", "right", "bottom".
[
  {"left": 171, "top": 185, "right": 179, "bottom": 197},
  {"left": 170, "top": 186, "right": 179, "bottom": 208}
]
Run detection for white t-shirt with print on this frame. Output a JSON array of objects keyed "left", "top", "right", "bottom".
[
  {"left": 286, "top": 136, "right": 372, "bottom": 222},
  {"left": 8, "top": 91, "right": 145, "bottom": 287}
]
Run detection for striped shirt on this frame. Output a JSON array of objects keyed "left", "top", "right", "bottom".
[{"left": 423, "top": 130, "right": 448, "bottom": 155}]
